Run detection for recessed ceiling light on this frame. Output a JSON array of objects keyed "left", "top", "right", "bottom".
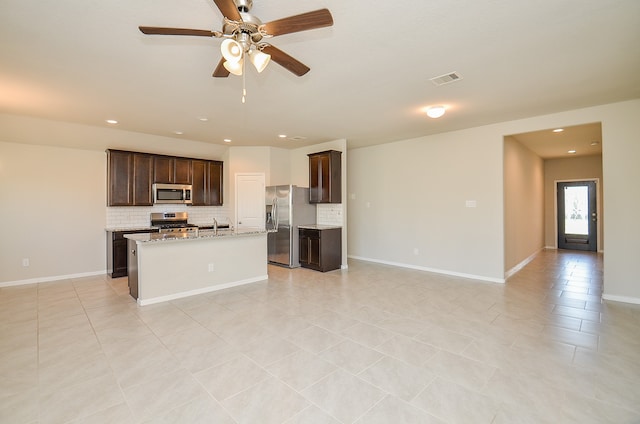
[
  {"left": 198, "top": 117, "right": 209, "bottom": 122},
  {"left": 553, "top": 128, "right": 564, "bottom": 133},
  {"left": 590, "top": 141, "right": 600, "bottom": 146},
  {"left": 173, "top": 130, "right": 184, "bottom": 135},
  {"left": 425, "top": 106, "right": 446, "bottom": 119},
  {"left": 278, "top": 134, "right": 287, "bottom": 138},
  {"left": 106, "top": 119, "right": 118, "bottom": 125},
  {"left": 224, "top": 139, "right": 231, "bottom": 143},
  {"left": 568, "top": 150, "right": 576, "bottom": 154}
]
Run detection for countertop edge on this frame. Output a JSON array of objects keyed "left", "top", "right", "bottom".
[
  {"left": 298, "top": 225, "right": 343, "bottom": 230},
  {"left": 125, "top": 229, "right": 268, "bottom": 243}
]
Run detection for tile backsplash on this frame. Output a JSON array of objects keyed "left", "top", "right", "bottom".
[
  {"left": 107, "top": 203, "right": 342, "bottom": 229},
  {"left": 316, "top": 203, "right": 343, "bottom": 227},
  {"left": 106, "top": 205, "right": 231, "bottom": 229}
]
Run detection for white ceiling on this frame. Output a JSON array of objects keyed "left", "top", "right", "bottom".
[{"left": 1, "top": 0, "right": 638, "bottom": 153}]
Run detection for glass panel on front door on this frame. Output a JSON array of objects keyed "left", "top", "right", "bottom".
[
  {"left": 557, "top": 181, "right": 597, "bottom": 252},
  {"left": 563, "top": 185, "right": 589, "bottom": 235}
]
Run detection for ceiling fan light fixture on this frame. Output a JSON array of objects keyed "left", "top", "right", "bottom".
[
  {"left": 248, "top": 49, "right": 271, "bottom": 73},
  {"left": 221, "top": 39, "right": 244, "bottom": 63},
  {"left": 223, "top": 58, "right": 244, "bottom": 75},
  {"left": 426, "top": 106, "right": 446, "bottom": 119}
]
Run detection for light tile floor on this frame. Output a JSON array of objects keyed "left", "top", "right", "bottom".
[{"left": 2, "top": 249, "right": 640, "bottom": 423}]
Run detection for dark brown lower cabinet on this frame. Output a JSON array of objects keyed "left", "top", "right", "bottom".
[
  {"left": 299, "top": 227, "right": 342, "bottom": 272},
  {"left": 107, "top": 229, "right": 158, "bottom": 278}
]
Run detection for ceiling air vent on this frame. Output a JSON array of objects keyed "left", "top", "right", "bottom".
[
  {"left": 430, "top": 72, "right": 463, "bottom": 86},
  {"left": 288, "top": 136, "right": 307, "bottom": 141}
]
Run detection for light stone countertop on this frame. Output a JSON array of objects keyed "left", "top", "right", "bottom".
[
  {"left": 105, "top": 226, "right": 158, "bottom": 232},
  {"left": 125, "top": 228, "right": 267, "bottom": 243},
  {"left": 298, "top": 225, "right": 343, "bottom": 230},
  {"left": 106, "top": 224, "right": 230, "bottom": 232}
]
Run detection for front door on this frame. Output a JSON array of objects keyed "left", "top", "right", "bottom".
[{"left": 557, "top": 181, "right": 597, "bottom": 251}]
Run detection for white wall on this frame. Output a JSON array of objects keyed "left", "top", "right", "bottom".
[
  {"left": 0, "top": 142, "right": 106, "bottom": 284},
  {"left": 503, "top": 136, "right": 545, "bottom": 274},
  {"left": 269, "top": 148, "right": 291, "bottom": 186},
  {"left": 348, "top": 128, "right": 505, "bottom": 281},
  {"left": 600, "top": 100, "right": 640, "bottom": 302}
]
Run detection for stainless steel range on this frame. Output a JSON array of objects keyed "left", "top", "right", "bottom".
[{"left": 150, "top": 212, "right": 198, "bottom": 236}]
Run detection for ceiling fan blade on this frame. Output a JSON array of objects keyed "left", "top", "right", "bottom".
[
  {"left": 139, "top": 26, "right": 216, "bottom": 37},
  {"left": 262, "top": 45, "right": 310, "bottom": 76},
  {"left": 262, "top": 9, "right": 333, "bottom": 36},
  {"left": 212, "top": 0, "right": 242, "bottom": 21},
  {"left": 213, "top": 58, "right": 230, "bottom": 77}
]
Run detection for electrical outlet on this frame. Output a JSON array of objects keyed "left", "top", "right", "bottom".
[
  {"left": 208, "top": 263, "right": 215, "bottom": 272},
  {"left": 22, "top": 258, "right": 30, "bottom": 267}
]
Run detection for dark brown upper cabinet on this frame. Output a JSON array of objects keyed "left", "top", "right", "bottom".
[
  {"left": 107, "top": 149, "right": 223, "bottom": 207},
  {"left": 191, "top": 159, "right": 223, "bottom": 206},
  {"left": 107, "top": 150, "right": 153, "bottom": 206},
  {"left": 308, "top": 150, "right": 342, "bottom": 203},
  {"left": 153, "top": 156, "right": 192, "bottom": 184}
]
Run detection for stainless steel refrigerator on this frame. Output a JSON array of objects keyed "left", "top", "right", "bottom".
[{"left": 266, "top": 185, "right": 316, "bottom": 267}]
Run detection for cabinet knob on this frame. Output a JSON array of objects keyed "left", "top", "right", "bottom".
[{"left": 131, "top": 250, "right": 136, "bottom": 256}]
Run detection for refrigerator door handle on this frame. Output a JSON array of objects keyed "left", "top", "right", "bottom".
[
  {"left": 266, "top": 200, "right": 273, "bottom": 230},
  {"left": 273, "top": 198, "right": 279, "bottom": 230}
]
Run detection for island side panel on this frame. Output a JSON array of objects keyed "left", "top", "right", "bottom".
[
  {"left": 127, "top": 238, "right": 139, "bottom": 299},
  {"left": 135, "top": 234, "right": 267, "bottom": 304}
]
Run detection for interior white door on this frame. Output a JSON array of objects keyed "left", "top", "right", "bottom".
[{"left": 236, "top": 173, "right": 265, "bottom": 229}]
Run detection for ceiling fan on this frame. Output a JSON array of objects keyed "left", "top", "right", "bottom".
[{"left": 139, "top": 0, "right": 333, "bottom": 78}]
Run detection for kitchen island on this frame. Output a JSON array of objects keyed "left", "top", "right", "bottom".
[{"left": 125, "top": 229, "right": 268, "bottom": 306}]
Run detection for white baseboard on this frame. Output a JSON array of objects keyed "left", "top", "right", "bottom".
[
  {"left": 137, "top": 274, "right": 268, "bottom": 306},
  {"left": 505, "top": 249, "right": 542, "bottom": 280},
  {"left": 347, "top": 255, "right": 505, "bottom": 284},
  {"left": 602, "top": 294, "right": 640, "bottom": 305},
  {"left": 0, "top": 270, "right": 107, "bottom": 288},
  {"left": 544, "top": 246, "right": 604, "bottom": 254}
]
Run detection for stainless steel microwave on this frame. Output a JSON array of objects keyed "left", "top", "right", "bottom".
[{"left": 152, "top": 183, "right": 193, "bottom": 205}]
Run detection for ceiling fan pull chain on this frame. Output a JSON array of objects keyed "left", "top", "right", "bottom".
[{"left": 241, "top": 57, "right": 247, "bottom": 103}]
